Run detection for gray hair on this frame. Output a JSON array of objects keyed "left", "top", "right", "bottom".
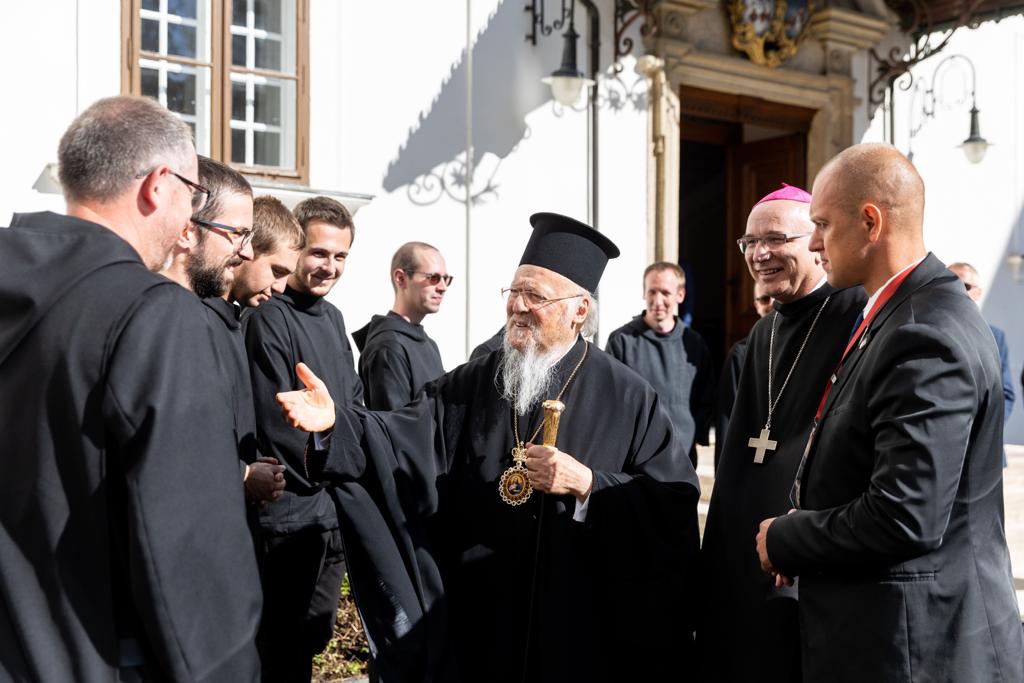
[
  {"left": 58, "top": 95, "right": 194, "bottom": 204},
  {"left": 579, "top": 289, "right": 599, "bottom": 339}
]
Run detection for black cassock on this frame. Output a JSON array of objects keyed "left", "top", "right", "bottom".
[
  {"left": 245, "top": 287, "right": 364, "bottom": 533},
  {"left": 353, "top": 311, "right": 445, "bottom": 411},
  {"left": 697, "top": 283, "right": 864, "bottom": 683},
  {"left": 0, "top": 213, "right": 260, "bottom": 681},
  {"left": 714, "top": 337, "right": 747, "bottom": 471},
  {"left": 202, "top": 297, "right": 258, "bottom": 470},
  {"left": 311, "top": 336, "right": 701, "bottom": 682}
]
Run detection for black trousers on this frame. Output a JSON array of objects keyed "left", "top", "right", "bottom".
[{"left": 256, "top": 526, "right": 346, "bottom": 682}]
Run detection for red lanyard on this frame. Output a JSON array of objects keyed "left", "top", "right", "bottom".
[{"left": 813, "top": 262, "right": 921, "bottom": 421}]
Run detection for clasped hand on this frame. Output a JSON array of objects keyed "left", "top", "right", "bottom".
[
  {"left": 756, "top": 515, "right": 794, "bottom": 588},
  {"left": 523, "top": 444, "right": 593, "bottom": 502}
]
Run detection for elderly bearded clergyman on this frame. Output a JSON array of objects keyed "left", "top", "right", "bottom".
[{"left": 276, "top": 213, "right": 701, "bottom": 683}]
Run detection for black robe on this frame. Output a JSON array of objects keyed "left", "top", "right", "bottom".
[
  {"left": 0, "top": 212, "right": 261, "bottom": 681},
  {"left": 202, "top": 297, "right": 258, "bottom": 469},
  {"left": 244, "top": 287, "right": 364, "bottom": 534},
  {"left": 605, "top": 314, "right": 715, "bottom": 464},
  {"left": 714, "top": 337, "right": 748, "bottom": 471},
  {"left": 353, "top": 311, "right": 445, "bottom": 410},
  {"left": 696, "top": 283, "right": 865, "bottom": 683},
  {"left": 311, "top": 337, "right": 701, "bottom": 682},
  {"left": 469, "top": 328, "right": 505, "bottom": 361}
]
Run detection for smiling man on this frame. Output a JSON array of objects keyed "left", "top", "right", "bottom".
[
  {"left": 275, "top": 212, "right": 700, "bottom": 682},
  {"left": 243, "top": 195, "right": 364, "bottom": 681},
  {"left": 605, "top": 262, "right": 714, "bottom": 467},
  {"left": 353, "top": 241, "right": 449, "bottom": 410},
  {"left": 697, "top": 183, "right": 865, "bottom": 683}
]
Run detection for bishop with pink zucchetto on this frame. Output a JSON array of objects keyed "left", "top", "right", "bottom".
[{"left": 696, "top": 179, "right": 867, "bottom": 681}]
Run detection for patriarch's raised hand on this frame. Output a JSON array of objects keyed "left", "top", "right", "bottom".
[{"left": 276, "top": 362, "right": 336, "bottom": 433}]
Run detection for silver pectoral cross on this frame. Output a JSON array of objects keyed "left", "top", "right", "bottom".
[{"left": 748, "top": 427, "right": 778, "bottom": 464}]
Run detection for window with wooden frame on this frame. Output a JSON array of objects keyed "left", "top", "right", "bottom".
[{"left": 121, "top": 0, "right": 309, "bottom": 183}]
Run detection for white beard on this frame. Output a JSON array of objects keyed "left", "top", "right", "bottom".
[{"left": 498, "top": 312, "right": 581, "bottom": 415}]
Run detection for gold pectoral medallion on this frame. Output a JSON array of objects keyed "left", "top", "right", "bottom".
[{"left": 499, "top": 444, "right": 533, "bottom": 506}]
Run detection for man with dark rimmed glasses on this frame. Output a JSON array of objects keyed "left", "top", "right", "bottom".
[
  {"left": 161, "top": 156, "right": 286, "bottom": 513},
  {"left": 353, "top": 241, "right": 449, "bottom": 411},
  {"left": 0, "top": 96, "right": 261, "bottom": 681}
]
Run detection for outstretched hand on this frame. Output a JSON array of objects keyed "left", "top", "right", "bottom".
[{"left": 276, "top": 362, "right": 336, "bottom": 433}]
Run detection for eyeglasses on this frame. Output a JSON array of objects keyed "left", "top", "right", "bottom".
[
  {"left": 736, "top": 232, "right": 813, "bottom": 254},
  {"left": 501, "top": 287, "right": 582, "bottom": 310},
  {"left": 406, "top": 271, "right": 453, "bottom": 286},
  {"left": 192, "top": 217, "right": 255, "bottom": 248},
  {"left": 136, "top": 167, "right": 211, "bottom": 210}
]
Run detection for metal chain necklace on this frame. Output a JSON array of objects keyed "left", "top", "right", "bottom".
[
  {"left": 748, "top": 295, "right": 830, "bottom": 464},
  {"left": 499, "top": 341, "right": 589, "bottom": 505}
]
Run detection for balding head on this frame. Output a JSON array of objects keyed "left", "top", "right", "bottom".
[{"left": 809, "top": 143, "right": 927, "bottom": 292}]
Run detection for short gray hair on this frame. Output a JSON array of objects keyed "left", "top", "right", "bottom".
[
  {"left": 580, "top": 290, "right": 599, "bottom": 339},
  {"left": 58, "top": 95, "right": 194, "bottom": 204}
]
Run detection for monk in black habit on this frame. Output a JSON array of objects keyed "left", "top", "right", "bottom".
[
  {"left": 278, "top": 213, "right": 701, "bottom": 683},
  {"left": 0, "top": 97, "right": 260, "bottom": 681},
  {"left": 697, "top": 184, "right": 865, "bottom": 682},
  {"left": 353, "top": 241, "right": 448, "bottom": 410}
]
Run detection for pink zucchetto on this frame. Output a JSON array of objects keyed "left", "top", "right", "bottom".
[{"left": 754, "top": 182, "right": 811, "bottom": 206}]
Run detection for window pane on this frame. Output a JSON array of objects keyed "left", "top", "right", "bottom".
[
  {"left": 254, "top": 83, "right": 280, "bottom": 126},
  {"left": 141, "top": 18, "right": 159, "bottom": 53},
  {"left": 255, "top": 37, "right": 281, "bottom": 70},
  {"left": 232, "top": 0, "right": 248, "bottom": 27},
  {"left": 167, "top": 71, "right": 197, "bottom": 115},
  {"left": 140, "top": 67, "right": 159, "bottom": 99},
  {"left": 231, "top": 81, "right": 247, "bottom": 122},
  {"left": 142, "top": 0, "right": 159, "bottom": 9},
  {"left": 167, "top": 23, "right": 197, "bottom": 58},
  {"left": 254, "top": 0, "right": 281, "bottom": 32},
  {"left": 231, "top": 129, "right": 247, "bottom": 164},
  {"left": 232, "top": 34, "right": 247, "bottom": 67},
  {"left": 168, "top": 0, "right": 197, "bottom": 19},
  {"left": 255, "top": 131, "right": 280, "bottom": 166}
]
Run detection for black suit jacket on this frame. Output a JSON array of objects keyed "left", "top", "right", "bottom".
[{"left": 768, "top": 254, "right": 1023, "bottom": 682}]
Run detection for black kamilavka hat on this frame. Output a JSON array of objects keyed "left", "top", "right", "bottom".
[{"left": 520, "top": 212, "right": 620, "bottom": 292}]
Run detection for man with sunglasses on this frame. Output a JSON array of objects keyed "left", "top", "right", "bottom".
[
  {"left": 353, "top": 241, "right": 449, "bottom": 410},
  {"left": 697, "top": 183, "right": 865, "bottom": 683},
  {"left": 0, "top": 97, "right": 260, "bottom": 681},
  {"left": 244, "top": 195, "right": 364, "bottom": 682}
]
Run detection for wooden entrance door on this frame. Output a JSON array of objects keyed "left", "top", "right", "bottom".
[{"left": 724, "top": 133, "right": 807, "bottom": 350}]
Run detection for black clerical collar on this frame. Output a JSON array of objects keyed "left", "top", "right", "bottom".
[
  {"left": 279, "top": 286, "right": 327, "bottom": 316},
  {"left": 774, "top": 282, "right": 837, "bottom": 318}
]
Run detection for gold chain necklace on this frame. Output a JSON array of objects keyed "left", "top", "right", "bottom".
[{"left": 499, "top": 341, "right": 589, "bottom": 506}]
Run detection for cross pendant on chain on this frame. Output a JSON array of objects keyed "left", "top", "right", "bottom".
[{"left": 748, "top": 427, "right": 778, "bottom": 464}]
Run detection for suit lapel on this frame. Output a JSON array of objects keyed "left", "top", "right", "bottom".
[{"left": 817, "top": 253, "right": 949, "bottom": 423}]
